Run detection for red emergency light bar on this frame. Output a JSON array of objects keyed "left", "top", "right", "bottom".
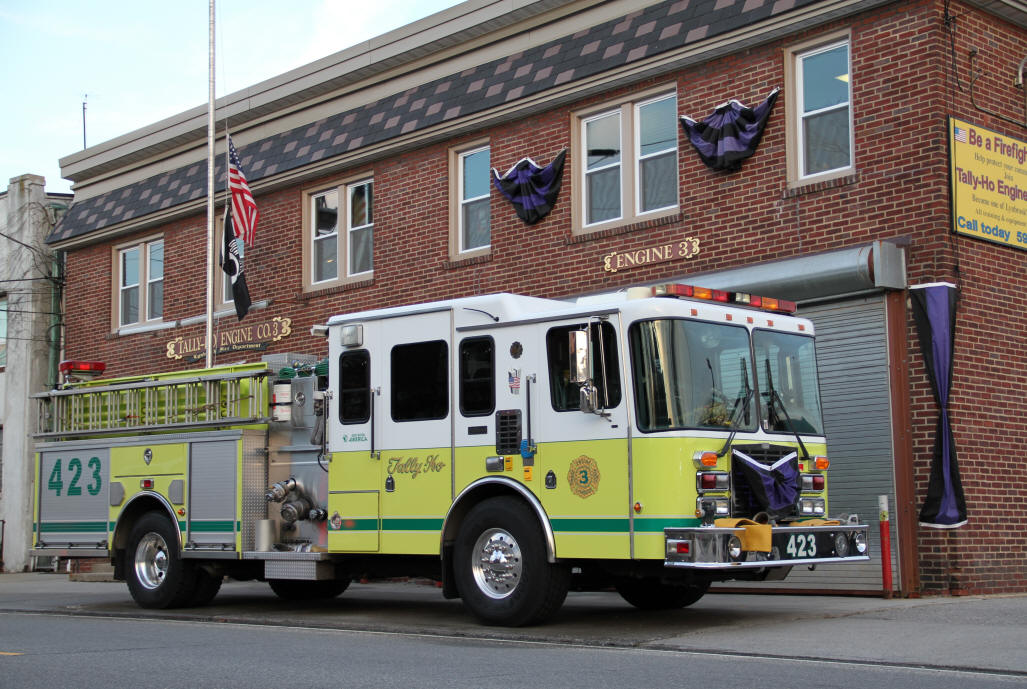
[
  {"left": 649, "top": 283, "right": 797, "bottom": 314},
  {"left": 59, "top": 360, "right": 107, "bottom": 381}
]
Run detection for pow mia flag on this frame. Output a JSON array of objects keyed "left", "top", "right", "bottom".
[{"left": 221, "top": 207, "right": 251, "bottom": 320}]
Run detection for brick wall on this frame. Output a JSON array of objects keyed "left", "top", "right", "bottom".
[{"left": 61, "top": 0, "right": 1027, "bottom": 594}]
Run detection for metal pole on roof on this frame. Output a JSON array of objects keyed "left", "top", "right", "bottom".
[{"left": 205, "top": 0, "right": 215, "bottom": 369}]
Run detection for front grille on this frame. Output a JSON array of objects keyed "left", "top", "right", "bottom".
[{"left": 730, "top": 443, "right": 799, "bottom": 518}]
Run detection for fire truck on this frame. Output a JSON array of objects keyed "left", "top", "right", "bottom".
[{"left": 32, "top": 284, "right": 869, "bottom": 626}]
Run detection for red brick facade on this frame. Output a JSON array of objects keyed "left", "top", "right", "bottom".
[{"left": 60, "top": 0, "right": 1027, "bottom": 595}]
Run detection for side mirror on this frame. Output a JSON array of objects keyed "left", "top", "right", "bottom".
[
  {"left": 579, "top": 382, "right": 598, "bottom": 414},
  {"left": 569, "top": 330, "right": 589, "bottom": 384}
]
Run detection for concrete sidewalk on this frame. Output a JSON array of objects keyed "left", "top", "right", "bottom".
[{"left": 0, "top": 572, "right": 1024, "bottom": 675}]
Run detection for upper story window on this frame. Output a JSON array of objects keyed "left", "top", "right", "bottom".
[
  {"left": 574, "top": 89, "right": 678, "bottom": 234},
  {"left": 304, "top": 177, "right": 373, "bottom": 291},
  {"left": 451, "top": 143, "right": 491, "bottom": 258},
  {"left": 788, "top": 36, "right": 853, "bottom": 183},
  {"left": 461, "top": 147, "right": 491, "bottom": 251},
  {"left": 116, "top": 237, "right": 163, "bottom": 328}
]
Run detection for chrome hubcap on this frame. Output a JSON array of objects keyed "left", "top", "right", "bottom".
[
  {"left": 135, "top": 532, "right": 170, "bottom": 590},
  {"left": 471, "top": 528, "right": 522, "bottom": 599}
]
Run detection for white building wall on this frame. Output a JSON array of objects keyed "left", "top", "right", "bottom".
[{"left": 0, "top": 175, "right": 67, "bottom": 571}]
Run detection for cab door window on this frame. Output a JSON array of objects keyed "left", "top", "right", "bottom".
[{"left": 546, "top": 322, "right": 621, "bottom": 411}]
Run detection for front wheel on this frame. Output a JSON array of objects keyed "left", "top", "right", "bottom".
[
  {"left": 125, "top": 512, "right": 197, "bottom": 608},
  {"left": 614, "top": 578, "right": 709, "bottom": 610},
  {"left": 454, "top": 497, "right": 569, "bottom": 626}
]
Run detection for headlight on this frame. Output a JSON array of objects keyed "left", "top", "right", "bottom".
[
  {"left": 833, "top": 532, "right": 850, "bottom": 558},
  {"left": 798, "top": 498, "right": 826, "bottom": 516},
  {"left": 727, "top": 535, "right": 743, "bottom": 560}
]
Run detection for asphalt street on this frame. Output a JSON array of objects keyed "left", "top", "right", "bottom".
[{"left": 0, "top": 573, "right": 1024, "bottom": 677}]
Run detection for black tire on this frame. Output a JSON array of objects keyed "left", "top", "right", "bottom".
[
  {"left": 187, "top": 569, "right": 224, "bottom": 607},
  {"left": 453, "top": 496, "right": 570, "bottom": 626},
  {"left": 268, "top": 578, "right": 350, "bottom": 600},
  {"left": 614, "top": 578, "right": 709, "bottom": 610},
  {"left": 125, "top": 512, "right": 198, "bottom": 609}
]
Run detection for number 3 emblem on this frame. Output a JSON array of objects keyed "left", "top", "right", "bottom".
[{"left": 567, "top": 455, "right": 600, "bottom": 499}]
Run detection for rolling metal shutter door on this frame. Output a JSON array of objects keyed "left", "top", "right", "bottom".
[{"left": 722, "top": 294, "right": 899, "bottom": 592}]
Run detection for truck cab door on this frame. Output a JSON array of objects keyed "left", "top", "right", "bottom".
[
  {"left": 538, "top": 318, "right": 630, "bottom": 560},
  {"left": 326, "top": 324, "right": 379, "bottom": 551},
  {"left": 376, "top": 311, "right": 454, "bottom": 554}
]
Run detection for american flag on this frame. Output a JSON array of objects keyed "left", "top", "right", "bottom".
[
  {"left": 227, "top": 135, "right": 258, "bottom": 246},
  {"left": 954, "top": 126, "right": 968, "bottom": 144},
  {"left": 508, "top": 370, "right": 521, "bottom": 393}
]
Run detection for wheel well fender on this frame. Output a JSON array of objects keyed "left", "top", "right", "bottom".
[
  {"left": 112, "top": 492, "right": 181, "bottom": 553},
  {"left": 441, "top": 477, "right": 556, "bottom": 563}
]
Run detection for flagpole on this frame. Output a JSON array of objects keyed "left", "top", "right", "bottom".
[{"left": 205, "top": 0, "right": 216, "bottom": 369}]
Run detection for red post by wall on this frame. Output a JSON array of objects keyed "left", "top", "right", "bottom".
[{"left": 879, "top": 494, "right": 893, "bottom": 599}]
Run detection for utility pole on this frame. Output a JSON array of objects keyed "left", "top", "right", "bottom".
[{"left": 82, "top": 95, "right": 87, "bottom": 149}]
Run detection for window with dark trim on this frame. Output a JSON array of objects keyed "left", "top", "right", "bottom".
[
  {"left": 391, "top": 340, "right": 448, "bottom": 421},
  {"left": 546, "top": 322, "right": 621, "bottom": 412},
  {"left": 339, "top": 349, "right": 370, "bottom": 424},
  {"left": 459, "top": 336, "right": 495, "bottom": 417}
]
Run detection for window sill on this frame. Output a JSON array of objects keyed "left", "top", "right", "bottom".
[
  {"left": 177, "top": 300, "right": 270, "bottom": 327},
  {"left": 784, "top": 170, "right": 858, "bottom": 198},
  {"left": 115, "top": 321, "right": 176, "bottom": 336},
  {"left": 445, "top": 251, "right": 492, "bottom": 269},
  {"left": 569, "top": 210, "right": 683, "bottom": 245},
  {"left": 300, "top": 278, "right": 374, "bottom": 300}
]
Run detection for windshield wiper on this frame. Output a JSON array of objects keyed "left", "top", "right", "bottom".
[
  {"left": 763, "top": 359, "right": 810, "bottom": 462},
  {"left": 716, "top": 358, "right": 753, "bottom": 457}
]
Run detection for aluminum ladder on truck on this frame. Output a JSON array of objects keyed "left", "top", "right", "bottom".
[{"left": 34, "top": 367, "right": 272, "bottom": 439}]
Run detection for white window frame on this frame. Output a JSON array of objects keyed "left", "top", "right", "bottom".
[
  {"left": 303, "top": 175, "right": 374, "bottom": 292},
  {"left": 114, "top": 236, "right": 163, "bottom": 330},
  {"left": 310, "top": 187, "right": 340, "bottom": 287},
  {"left": 458, "top": 145, "right": 491, "bottom": 254},
  {"left": 787, "top": 34, "right": 854, "bottom": 185},
  {"left": 583, "top": 110, "right": 623, "bottom": 226},
  {"left": 572, "top": 86, "right": 678, "bottom": 235},
  {"left": 346, "top": 179, "right": 374, "bottom": 278},
  {"left": 634, "top": 93, "right": 679, "bottom": 216}
]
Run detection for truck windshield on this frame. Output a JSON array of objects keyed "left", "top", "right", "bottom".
[
  {"left": 629, "top": 319, "right": 756, "bottom": 432},
  {"left": 752, "top": 330, "right": 824, "bottom": 436}
]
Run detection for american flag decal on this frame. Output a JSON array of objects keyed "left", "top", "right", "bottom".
[
  {"left": 228, "top": 135, "right": 259, "bottom": 246},
  {"left": 954, "top": 126, "right": 968, "bottom": 144},
  {"left": 508, "top": 369, "right": 521, "bottom": 394}
]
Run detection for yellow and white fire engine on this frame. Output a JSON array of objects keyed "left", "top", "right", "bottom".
[{"left": 33, "top": 284, "right": 868, "bottom": 625}]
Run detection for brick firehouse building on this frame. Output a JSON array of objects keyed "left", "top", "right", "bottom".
[{"left": 49, "top": 0, "right": 1027, "bottom": 595}]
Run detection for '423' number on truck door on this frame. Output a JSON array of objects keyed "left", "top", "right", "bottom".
[{"left": 47, "top": 457, "right": 102, "bottom": 497}]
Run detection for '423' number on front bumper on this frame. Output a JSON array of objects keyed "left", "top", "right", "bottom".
[{"left": 786, "top": 533, "right": 817, "bottom": 558}]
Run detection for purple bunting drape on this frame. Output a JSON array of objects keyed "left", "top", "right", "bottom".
[
  {"left": 491, "top": 150, "right": 566, "bottom": 225},
  {"left": 910, "top": 283, "right": 967, "bottom": 528},
  {"left": 680, "top": 88, "right": 779, "bottom": 172}
]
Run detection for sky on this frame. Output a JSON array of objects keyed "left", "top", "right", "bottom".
[{"left": 0, "top": 0, "right": 462, "bottom": 195}]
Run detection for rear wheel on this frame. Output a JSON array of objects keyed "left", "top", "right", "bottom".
[
  {"left": 268, "top": 578, "right": 350, "bottom": 600},
  {"left": 454, "top": 497, "right": 569, "bottom": 626},
  {"left": 126, "top": 512, "right": 198, "bottom": 609},
  {"left": 187, "top": 569, "right": 224, "bottom": 607},
  {"left": 614, "top": 578, "right": 709, "bottom": 610}
]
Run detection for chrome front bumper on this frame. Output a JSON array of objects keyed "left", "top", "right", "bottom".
[{"left": 664, "top": 523, "right": 870, "bottom": 570}]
